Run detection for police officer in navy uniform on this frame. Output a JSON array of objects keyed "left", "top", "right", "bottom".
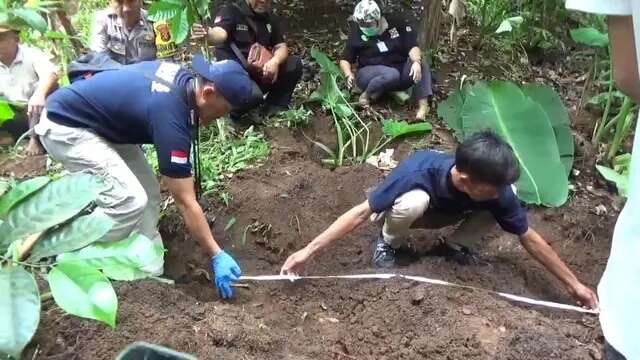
[
  {"left": 192, "top": 0, "right": 303, "bottom": 122},
  {"left": 340, "top": 0, "right": 433, "bottom": 121},
  {"left": 36, "top": 57, "right": 252, "bottom": 299}
]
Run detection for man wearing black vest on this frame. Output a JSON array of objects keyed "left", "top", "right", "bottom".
[{"left": 192, "top": 0, "right": 302, "bottom": 123}]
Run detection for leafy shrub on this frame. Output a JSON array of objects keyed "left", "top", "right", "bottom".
[{"left": 0, "top": 174, "right": 163, "bottom": 358}]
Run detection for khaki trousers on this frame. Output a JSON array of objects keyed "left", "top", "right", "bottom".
[
  {"left": 35, "top": 114, "right": 163, "bottom": 273},
  {"left": 371, "top": 189, "right": 496, "bottom": 250}
]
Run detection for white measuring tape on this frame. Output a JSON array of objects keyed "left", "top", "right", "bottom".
[{"left": 240, "top": 273, "right": 598, "bottom": 314}]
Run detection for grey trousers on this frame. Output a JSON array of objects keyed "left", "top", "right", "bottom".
[
  {"left": 356, "top": 59, "right": 433, "bottom": 100},
  {"left": 35, "top": 114, "right": 163, "bottom": 273},
  {"left": 371, "top": 189, "right": 496, "bottom": 250}
]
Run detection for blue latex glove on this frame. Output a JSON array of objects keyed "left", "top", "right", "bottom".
[{"left": 210, "top": 251, "right": 242, "bottom": 299}]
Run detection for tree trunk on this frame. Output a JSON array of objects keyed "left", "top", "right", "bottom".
[
  {"left": 418, "top": 0, "right": 443, "bottom": 50},
  {"left": 56, "top": 10, "right": 84, "bottom": 57}
]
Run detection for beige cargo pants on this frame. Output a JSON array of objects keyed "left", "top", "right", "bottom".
[
  {"left": 371, "top": 189, "right": 496, "bottom": 251},
  {"left": 35, "top": 114, "right": 163, "bottom": 273}
]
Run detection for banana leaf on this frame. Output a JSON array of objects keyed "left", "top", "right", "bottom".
[
  {"left": 459, "top": 81, "right": 569, "bottom": 206},
  {"left": 597, "top": 165, "right": 629, "bottom": 197},
  {"left": 383, "top": 120, "right": 433, "bottom": 139},
  {"left": 522, "top": 84, "right": 574, "bottom": 176},
  {"left": 437, "top": 87, "right": 467, "bottom": 140}
]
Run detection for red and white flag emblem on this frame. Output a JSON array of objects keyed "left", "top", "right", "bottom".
[
  {"left": 170, "top": 150, "right": 188, "bottom": 164},
  {"left": 214, "top": 16, "right": 222, "bottom": 23}
]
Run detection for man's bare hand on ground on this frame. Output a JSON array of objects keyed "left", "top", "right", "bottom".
[{"left": 569, "top": 282, "right": 599, "bottom": 310}]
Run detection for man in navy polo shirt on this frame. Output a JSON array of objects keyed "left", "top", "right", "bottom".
[
  {"left": 281, "top": 131, "right": 599, "bottom": 310},
  {"left": 35, "top": 56, "right": 250, "bottom": 299}
]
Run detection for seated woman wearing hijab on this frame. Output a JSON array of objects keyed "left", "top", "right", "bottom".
[{"left": 340, "top": 0, "right": 433, "bottom": 120}]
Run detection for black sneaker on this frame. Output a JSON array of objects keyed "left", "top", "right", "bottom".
[
  {"left": 432, "top": 241, "right": 481, "bottom": 266},
  {"left": 447, "top": 246, "right": 481, "bottom": 266},
  {"left": 372, "top": 235, "right": 396, "bottom": 269}
]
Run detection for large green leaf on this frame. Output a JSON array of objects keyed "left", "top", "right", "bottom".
[
  {"left": 311, "top": 48, "right": 342, "bottom": 77},
  {"left": 522, "top": 84, "right": 574, "bottom": 176},
  {"left": 57, "top": 234, "right": 164, "bottom": 281},
  {"left": 0, "top": 266, "right": 40, "bottom": 358},
  {"left": 48, "top": 262, "right": 117, "bottom": 328},
  {"left": 437, "top": 87, "right": 466, "bottom": 140},
  {"left": 28, "top": 212, "right": 114, "bottom": 262},
  {"left": 102, "top": 265, "right": 150, "bottom": 281},
  {"left": 460, "top": 81, "right": 569, "bottom": 206},
  {"left": 495, "top": 16, "right": 524, "bottom": 33},
  {"left": 382, "top": 120, "right": 433, "bottom": 139},
  {"left": 0, "top": 101, "right": 14, "bottom": 124},
  {"left": 596, "top": 165, "right": 629, "bottom": 197},
  {"left": 171, "top": 7, "right": 191, "bottom": 44},
  {"left": 613, "top": 153, "right": 632, "bottom": 173},
  {"left": 147, "top": 0, "right": 183, "bottom": 22},
  {"left": 0, "top": 176, "right": 50, "bottom": 218},
  {"left": 194, "top": 0, "right": 211, "bottom": 18},
  {"left": 0, "top": 174, "right": 105, "bottom": 251},
  {"left": 570, "top": 27, "right": 609, "bottom": 48},
  {"left": 12, "top": 8, "right": 48, "bottom": 32}
]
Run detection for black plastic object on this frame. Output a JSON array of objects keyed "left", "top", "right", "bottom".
[{"left": 115, "top": 342, "right": 197, "bottom": 360}]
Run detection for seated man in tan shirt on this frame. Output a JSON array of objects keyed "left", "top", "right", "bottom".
[{"left": 0, "top": 24, "right": 59, "bottom": 155}]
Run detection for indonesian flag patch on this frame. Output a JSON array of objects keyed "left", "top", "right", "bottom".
[
  {"left": 170, "top": 150, "right": 188, "bottom": 164},
  {"left": 214, "top": 16, "right": 222, "bottom": 23}
]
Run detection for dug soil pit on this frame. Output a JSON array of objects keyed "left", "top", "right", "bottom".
[
  {"left": 21, "top": 1, "right": 621, "bottom": 357},
  {"left": 30, "top": 123, "right": 615, "bottom": 360}
]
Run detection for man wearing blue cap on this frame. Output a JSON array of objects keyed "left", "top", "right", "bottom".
[{"left": 35, "top": 56, "right": 250, "bottom": 299}]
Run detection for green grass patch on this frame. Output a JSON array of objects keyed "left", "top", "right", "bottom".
[{"left": 145, "top": 120, "right": 270, "bottom": 202}]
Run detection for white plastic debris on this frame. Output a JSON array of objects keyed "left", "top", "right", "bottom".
[
  {"left": 366, "top": 149, "right": 398, "bottom": 171},
  {"left": 593, "top": 204, "right": 608, "bottom": 216}
]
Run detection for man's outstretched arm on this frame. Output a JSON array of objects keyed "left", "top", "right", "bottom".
[
  {"left": 281, "top": 200, "right": 373, "bottom": 275},
  {"left": 519, "top": 228, "right": 599, "bottom": 309}
]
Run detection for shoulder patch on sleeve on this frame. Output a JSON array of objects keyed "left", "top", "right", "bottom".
[{"left": 406, "top": 25, "right": 412, "bottom": 32}]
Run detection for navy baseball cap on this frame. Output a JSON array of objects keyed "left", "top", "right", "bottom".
[{"left": 191, "top": 55, "right": 254, "bottom": 109}]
